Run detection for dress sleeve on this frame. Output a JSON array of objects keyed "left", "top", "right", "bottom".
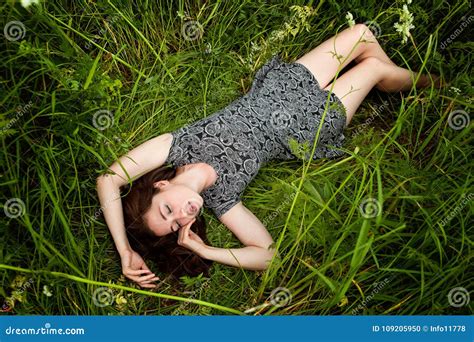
[{"left": 201, "top": 184, "right": 241, "bottom": 218}]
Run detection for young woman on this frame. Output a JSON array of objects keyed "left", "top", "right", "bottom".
[{"left": 96, "top": 24, "right": 441, "bottom": 288}]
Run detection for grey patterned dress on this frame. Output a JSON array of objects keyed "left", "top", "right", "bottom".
[{"left": 164, "top": 54, "right": 348, "bottom": 218}]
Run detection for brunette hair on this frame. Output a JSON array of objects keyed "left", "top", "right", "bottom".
[{"left": 120, "top": 165, "right": 213, "bottom": 279}]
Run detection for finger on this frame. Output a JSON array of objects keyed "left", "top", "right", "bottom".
[
  {"left": 126, "top": 274, "right": 157, "bottom": 284},
  {"left": 178, "top": 223, "right": 188, "bottom": 242},
  {"left": 182, "top": 218, "right": 195, "bottom": 236},
  {"left": 139, "top": 283, "right": 158, "bottom": 289},
  {"left": 140, "top": 277, "right": 160, "bottom": 284},
  {"left": 124, "top": 272, "right": 154, "bottom": 283},
  {"left": 124, "top": 274, "right": 142, "bottom": 283},
  {"left": 178, "top": 218, "right": 195, "bottom": 244},
  {"left": 137, "top": 274, "right": 160, "bottom": 282},
  {"left": 125, "top": 269, "right": 154, "bottom": 276}
]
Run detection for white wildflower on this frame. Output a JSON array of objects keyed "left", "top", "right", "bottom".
[
  {"left": 20, "top": 0, "right": 40, "bottom": 8},
  {"left": 42, "top": 285, "right": 52, "bottom": 297},
  {"left": 115, "top": 294, "right": 127, "bottom": 305},
  {"left": 346, "top": 12, "right": 355, "bottom": 28},
  {"left": 393, "top": 3, "right": 415, "bottom": 44},
  {"left": 449, "top": 86, "right": 461, "bottom": 95}
]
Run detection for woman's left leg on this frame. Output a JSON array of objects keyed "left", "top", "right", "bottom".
[
  {"left": 322, "top": 56, "right": 385, "bottom": 127},
  {"left": 323, "top": 56, "right": 439, "bottom": 126}
]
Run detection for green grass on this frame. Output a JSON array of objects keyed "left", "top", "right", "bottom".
[{"left": 1, "top": 0, "right": 472, "bottom": 315}]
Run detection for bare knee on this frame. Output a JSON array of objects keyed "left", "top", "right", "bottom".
[
  {"left": 360, "top": 56, "right": 387, "bottom": 81},
  {"left": 354, "top": 23, "right": 377, "bottom": 42},
  {"left": 361, "top": 56, "right": 383, "bottom": 67}
]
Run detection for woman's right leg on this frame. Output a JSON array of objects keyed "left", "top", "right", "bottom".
[{"left": 295, "top": 23, "right": 396, "bottom": 89}]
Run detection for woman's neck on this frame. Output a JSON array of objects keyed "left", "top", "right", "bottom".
[{"left": 172, "top": 162, "right": 217, "bottom": 193}]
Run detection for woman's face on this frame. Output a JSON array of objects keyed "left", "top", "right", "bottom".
[{"left": 144, "top": 180, "right": 203, "bottom": 236}]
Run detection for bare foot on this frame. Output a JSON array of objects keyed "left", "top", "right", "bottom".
[{"left": 416, "top": 73, "right": 444, "bottom": 89}]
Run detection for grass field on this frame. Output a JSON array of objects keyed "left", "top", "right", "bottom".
[{"left": 1, "top": 0, "right": 472, "bottom": 315}]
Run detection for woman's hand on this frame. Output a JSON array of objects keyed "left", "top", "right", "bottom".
[
  {"left": 178, "top": 218, "right": 209, "bottom": 257},
  {"left": 120, "top": 249, "right": 160, "bottom": 289}
]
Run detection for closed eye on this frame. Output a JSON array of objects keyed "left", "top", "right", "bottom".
[{"left": 166, "top": 205, "right": 182, "bottom": 232}]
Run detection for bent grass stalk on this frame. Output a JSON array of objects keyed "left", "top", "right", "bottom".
[{"left": 0, "top": 264, "right": 243, "bottom": 315}]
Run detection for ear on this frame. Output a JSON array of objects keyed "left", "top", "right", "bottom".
[{"left": 153, "top": 180, "right": 169, "bottom": 189}]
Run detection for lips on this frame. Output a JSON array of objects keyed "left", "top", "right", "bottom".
[{"left": 187, "top": 201, "right": 198, "bottom": 215}]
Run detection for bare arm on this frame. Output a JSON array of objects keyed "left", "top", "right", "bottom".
[
  {"left": 96, "top": 175, "right": 131, "bottom": 256},
  {"left": 202, "top": 245, "right": 275, "bottom": 271},
  {"left": 96, "top": 133, "right": 173, "bottom": 286},
  {"left": 201, "top": 202, "right": 277, "bottom": 270}
]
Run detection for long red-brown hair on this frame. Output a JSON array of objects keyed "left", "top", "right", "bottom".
[{"left": 120, "top": 165, "right": 213, "bottom": 278}]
